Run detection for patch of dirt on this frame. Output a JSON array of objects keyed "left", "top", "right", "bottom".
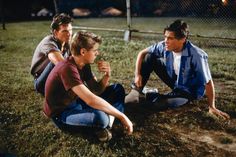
[
  {"left": 125, "top": 100, "right": 236, "bottom": 156},
  {"left": 171, "top": 124, "right": 236, "bottom": 153}
]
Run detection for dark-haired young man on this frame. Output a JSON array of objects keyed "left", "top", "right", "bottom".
[
  {"left": 30, "top": 13, "right": 73, "bottom": 95},
  {"left": 125, "top": 19, "right": 230, "bottom": 119}
]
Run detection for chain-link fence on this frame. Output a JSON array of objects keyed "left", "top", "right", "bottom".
[
  {"left": 70, "top": 0, "right": 236, "bottom": 48},
  {"left": 129, "top": 0, "right": 236, "bottom": 48},
  {"left": 1, "top": 0, "right": 235, "bottom": 47}
]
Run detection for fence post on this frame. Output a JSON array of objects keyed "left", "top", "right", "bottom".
[
  {"left": 124, "top": 0, "right": 131, "bottom": 41},
  {"left": 53, "top": 0, "right": 59, "bottom": 14}
]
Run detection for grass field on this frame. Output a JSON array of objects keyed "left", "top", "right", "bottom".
[{"left": 0, "top": 17, "right": 236, "bottom": 157}]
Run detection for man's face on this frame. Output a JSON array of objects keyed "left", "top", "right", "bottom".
[
  {"left": 164, "top": 30, "right": 186, "bottom": 52},
  {"left": 54, "top": 23, "right": 72, "bottom": 43},
  {"left": 83, "top": 43, "right": 100, "bottom": 64}
]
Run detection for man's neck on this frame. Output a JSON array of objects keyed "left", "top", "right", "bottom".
[{"left": 73, "top": 56, "right": 85, "bottom": 70}]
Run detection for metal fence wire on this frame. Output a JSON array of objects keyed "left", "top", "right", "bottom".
[{"left": 71, "top": 0, "right": 235, "bottom": 48}]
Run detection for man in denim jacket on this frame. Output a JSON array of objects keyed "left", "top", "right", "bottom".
[{"left": 125, "top": 19, "right": 229, "bottom": 119}]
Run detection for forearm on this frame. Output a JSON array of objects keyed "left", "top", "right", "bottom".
[
  {"left": 72, "top": 84, "right": 133, "bottom": 133},
  {"left": 94, "top": 61, "right": 111, "bottom": 94},
  {"left": 205, "top": 80, "right": 216, "bottom": 109},
  {"left": 135, "top": 52, "right": 145, "bottom": 77},
  {"left": 97, "top": 74, "right": 110, "bottom": 94},
  {"left": 205, "top": 80, "right": 230, "bottom": 119},
  {"left": 91, "top": 94, "right": 133, "bottom": 133},
  {"left": 48, "top": 42, "right": 67, "bottom": 64},
  {"left": 48, "top": 51, "right": 65, "bottom": 65},
  {"left": 134, "top": 49, "right": 148, "bottom": 87}
]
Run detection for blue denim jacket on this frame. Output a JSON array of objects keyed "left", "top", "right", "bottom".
[{"left": 148, "top": 41, "right": 212, "bottom": 99}]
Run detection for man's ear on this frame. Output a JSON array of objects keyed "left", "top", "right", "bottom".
[
  {"left": 180, "top": 37, "right": 186, "bottom": 43},
  {"left": 80, "top": 48, "right": 87, "bottom": 56},
  {"left": 53, "top": 29, "right": 57, "bottom": 36}
]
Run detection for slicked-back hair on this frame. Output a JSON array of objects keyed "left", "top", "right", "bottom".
[
  {"left": 71, "top": 31, "right": 102, "bottom": 56},
  {"left": 50, "top": 13, "right": 73, "bottom": 31},
  {"left": 164, "top": 19, "right": 189, "bottom": 39}
]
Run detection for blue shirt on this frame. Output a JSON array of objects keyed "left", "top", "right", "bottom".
[{"left": 148, "top": 41, "right": 212, "bottom": 99}]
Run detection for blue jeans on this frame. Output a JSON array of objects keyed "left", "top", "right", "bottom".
[
  {"left": 140, "top": 53, "right": 193, "bottom": 108},
  {"left": 52, "top": 83, "right": 125, "bottom": 132},
  {"left": 34, "top": 62, "right": 54, "bottom": 96},
  {"left": 145, "top": 89, "right": 193, "bottom": 109}
]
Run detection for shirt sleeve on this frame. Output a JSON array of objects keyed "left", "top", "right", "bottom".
[
  {"left": 41, "top": 37, "right": 61, "bottom": 56},
  {"left": 147, "top": 44, "right": 158, "bottom": 54},
  {"left": 147, "top": 42, "right": 165, "bottom": 56},
  {"left": 195, "top": 53, "right": 212, "bottom": 85},
  {"left": 60, "top": 63, "right": 83, "bottom": 91}
]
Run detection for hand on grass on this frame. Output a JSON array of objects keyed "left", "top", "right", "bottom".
[
  {"left": 209, "top": 107, "right": 230, "bottom": 120},
  {"left": 120, "top": 114, "right": 133, "bottom": 135}
]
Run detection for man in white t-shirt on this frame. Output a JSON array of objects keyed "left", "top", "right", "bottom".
[{"left": 125, "top": 19, "right": 229, "bottom": 120}]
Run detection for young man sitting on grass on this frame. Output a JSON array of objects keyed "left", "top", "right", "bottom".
[
  {"left": 30, "top": 13, "right": 73, "bottom": 96},
  {"left": 43, "top": 31, "right": 133, "bottom": 141},
  {"left": 125, "top": 19, "right": 230, "bottom": 120}
]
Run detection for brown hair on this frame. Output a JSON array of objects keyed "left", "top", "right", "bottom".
[
  {"left": 50, "top": 13, "right": 73, "bottom": 31},
  {"left": 164, "top": 19, "right": 189, "bottom": 39},
  {"left": 71, "top": 31, "right": 102, "bottom": 56}
]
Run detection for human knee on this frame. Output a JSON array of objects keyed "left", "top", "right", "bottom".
[
  {"left": 94, "top": 111, "right": 109, "bottom": 128},
  {"left": 112, "top": 83, "right": 125, "bottom": 96},
  {"left": 143, "top": 53, "right": 153, "bottom": 62}
]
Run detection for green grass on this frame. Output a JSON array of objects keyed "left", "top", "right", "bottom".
[{"left": 0, "top": 18, "right": 236, "bottom": 157}]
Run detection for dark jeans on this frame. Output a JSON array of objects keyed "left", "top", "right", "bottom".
[
  {"left": 34, "top": 62, "right": 54, "bottom": 96},
  {"left": 139, "top": 53, "right": 193, "bottom": 108},
  {"left": 52, "top": 83, "right": 125, "bottom": 132}
]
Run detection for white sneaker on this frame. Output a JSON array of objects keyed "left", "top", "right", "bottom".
[{"left": 142, "top": 87, "right": 158, "bottom": 95}]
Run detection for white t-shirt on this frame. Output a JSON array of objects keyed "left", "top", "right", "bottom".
[{"left": 172, "top": 51, "right": 182, "bottom": 83}]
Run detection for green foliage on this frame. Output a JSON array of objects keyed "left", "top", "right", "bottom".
[{"left": 0, "top": 18, "right": 236, "bottom": 157}]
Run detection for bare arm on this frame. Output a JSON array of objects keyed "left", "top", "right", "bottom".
[
  {"left": 48, "top": 51, "right": 65, "bottom": 64},
  {"left": 48, "top": 42, "right": 67, "bottom": 65},
  {"left": 205, "top": 80, "right": 230, "bottom": 119},
  {"left": 134, "top": 48, "right": 149, "bottom": 88},
  {"left": 87, "top": 61, "right": 111, "bottom": 95},
  {"left": 72, "top": 84, "right": 133, "bottom": 134}
]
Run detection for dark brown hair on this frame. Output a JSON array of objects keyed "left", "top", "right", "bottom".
[
  {"left": 50, "top": 13, "right": 73, "bottom": 31},
  {"left": 164, "top": 19, "right": 189, "bottom": 39}
]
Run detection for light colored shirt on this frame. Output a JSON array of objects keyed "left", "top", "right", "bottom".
[
  {"left": 148, "top": 41, "right": 212, "bottom": 99},
  {"left": 172, "top": 51, "right": 182, "bottom": 84}
]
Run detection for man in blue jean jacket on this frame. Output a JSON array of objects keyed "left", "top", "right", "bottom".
[{"left": 125, "top": 19, "right": 229, "bottom": 119}]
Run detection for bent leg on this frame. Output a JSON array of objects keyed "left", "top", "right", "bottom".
[
  {"left": 34, "top": 62, "right": 54, "bottom": 95},
  {"left": 154, "top": 97, "right": 189, "bottom": 110},
  {"left": 125, "top": 53, "right": 155, "bottom": 104},
  {"left": 52, "top": 99, "right": 110, "bottom": 132},
  {"left": 140, "top": 53, "right": 175, "bottom": 89},
  {"left": 149, "top": 89, "right": 192, "bottom": 110},
  {"left": 100, "top": 83, "right": 125, "bottom": 112},
  {"left": 100, "top": 83, "right": 125, "bottom": 127},
  {"left": 125, "top": 53, "right": 172, "bottom": 104},
  {"left": 152, "top": 56, "right": 175, "bottom": 89}
]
